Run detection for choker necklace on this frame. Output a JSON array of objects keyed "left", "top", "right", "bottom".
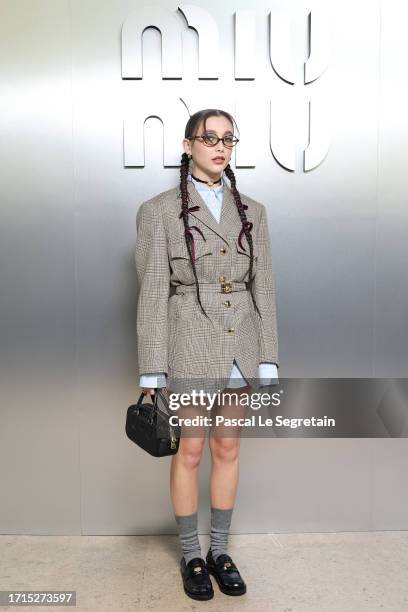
[{"left": 191, "top": 173, "right": 222, "bottom": 187}]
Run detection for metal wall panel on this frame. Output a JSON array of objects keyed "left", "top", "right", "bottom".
[
  {"left": 0, "top": 0, "right": 80, "bottom": 533},
  {"left": 0, "top": 0, "right": 407, "bottom": 534}
]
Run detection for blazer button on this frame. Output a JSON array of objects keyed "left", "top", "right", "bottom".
[
  {"left": 219, "top": 275, "right": 226, "bottom": 282},
  {"left": 227, "top": 327, "right": 235, "bottom": 333},
  {"left": 223, "top": 300, "right": 231, "bottom": 307},
  {"left": 220, "top": 247, "right": 226, "bottom": 254}
]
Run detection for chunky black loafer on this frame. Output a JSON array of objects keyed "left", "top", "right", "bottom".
[
  {"left": 180, "top": 556, "right": 214, "bottom": 601},
  {"left": 205, "top": 548, "right": 247, "bottom": 596}
]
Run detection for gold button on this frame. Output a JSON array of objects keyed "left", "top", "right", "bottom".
[
  {"left": 227, "top": 327, "right": 234, "bottom": 333},
  {"left": 219, "top": 275, "right": 225, "bottom": 282},
  {"left": 223, "top": 300, "right": 231, "bottom": 307},
  {"left": 220, "top": 247, "right": 226, "bottom": 254}
]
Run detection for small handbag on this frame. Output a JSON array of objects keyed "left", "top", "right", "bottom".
[{"left": 126, "top": 388, "right": 180, "bottom": 457}]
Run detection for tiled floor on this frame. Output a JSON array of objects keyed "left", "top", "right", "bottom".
[{"left": 1, "top": 532, "right": 408, "bottom": 611}]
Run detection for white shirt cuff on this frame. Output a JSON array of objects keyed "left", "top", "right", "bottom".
[
  {"left": 259, "top": 362, "right": 279, "bottom": 385},
  {"left": 139, "top": 372, "right": 167, "bottom": 388}
]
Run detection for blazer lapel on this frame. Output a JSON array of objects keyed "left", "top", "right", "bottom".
[{"left": 182, "top": 180, "right": 242, "bottom": 245}]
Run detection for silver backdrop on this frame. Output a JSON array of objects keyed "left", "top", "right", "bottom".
[{"left": 0, "top": 0, "right": 407, "bottom": 534}]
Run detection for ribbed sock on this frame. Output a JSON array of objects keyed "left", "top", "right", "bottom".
[
  {"left": 210, "top": 506, "right": 233, "bottom": 561},
  {"left": 175, "top": 511, "right": 203, "bottom": 564}
]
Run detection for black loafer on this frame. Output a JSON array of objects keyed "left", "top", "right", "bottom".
[
  {"left": 180, "top": 556, "right": 214, "bottom": 601},
  {"left": 206, "top": 548, "right": 247, "bottom": 596}
]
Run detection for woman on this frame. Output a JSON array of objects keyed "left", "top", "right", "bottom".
[{"left": 135, "top": 109, "right": 279, "bottom": 601}]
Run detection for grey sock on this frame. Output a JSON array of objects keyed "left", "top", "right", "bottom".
[
  {"left": 210, "top": 506, "right": 233, "bottom": 561},
  {"left": 175, "top": 512, "right": 202, "bottom": 564}
]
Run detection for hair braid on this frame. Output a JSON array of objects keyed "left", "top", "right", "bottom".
[
  {"left": 224, "top": 164, "right": 262, "bottom": 319},
  {"left": 179, "top": 152, "right": 211, "bottom": 320}
]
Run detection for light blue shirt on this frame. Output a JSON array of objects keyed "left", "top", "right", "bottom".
[
  {"left": 139, "top": 174, "right": 279, "bottom": 388},
  {"left": 187, "top": 173, "right": 225, "bottom": 222}
]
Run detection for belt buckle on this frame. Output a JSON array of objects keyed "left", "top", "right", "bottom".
[{"left": 221, "top": 281, "right": 232, "bottom": 293}]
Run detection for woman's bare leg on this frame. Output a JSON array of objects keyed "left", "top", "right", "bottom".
[
  {"left": 170, "top": 435, "right": 205, "bottom": 514},
  {"left": 208, "top": 385, "right": 250, "bottom": 508}
]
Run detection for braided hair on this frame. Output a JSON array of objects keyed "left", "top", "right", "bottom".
[{"left": 179, "top": 109, "right": 262, "bottom": 321}]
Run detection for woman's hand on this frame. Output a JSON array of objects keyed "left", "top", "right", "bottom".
[{"left": 142, "top": 387, "right": 156, "bottom": 395}]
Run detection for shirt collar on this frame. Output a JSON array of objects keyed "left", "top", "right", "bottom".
[{"left": 188, "top": 173, "right": 224, "bottom": 195}]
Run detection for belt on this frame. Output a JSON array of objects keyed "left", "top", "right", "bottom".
[{"left": 175, "top": 281, "right": 248, "bottom": 295}]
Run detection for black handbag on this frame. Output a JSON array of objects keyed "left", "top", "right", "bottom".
[{"left": 126, "top": 388, "right": 180, "bottom": 457}]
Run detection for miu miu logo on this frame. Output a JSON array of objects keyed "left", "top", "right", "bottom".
[{"left": 122, "top": 4, "right": 331, "bottom": 172}]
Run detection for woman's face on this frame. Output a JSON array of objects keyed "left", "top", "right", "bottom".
[{"left": 183, "top": 115, "right": 234, "bottom": 180}]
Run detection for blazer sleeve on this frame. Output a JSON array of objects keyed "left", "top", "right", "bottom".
[
  {"left": 135, "top": 201, "right": 170, "bottom": 375},
  {"left": 253, "top": 204, "right": 279, "bottom": 367}
]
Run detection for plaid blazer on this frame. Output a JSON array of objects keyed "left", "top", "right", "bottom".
[{"left": 135, "top": 180, "right": 279, "bottom": 384}]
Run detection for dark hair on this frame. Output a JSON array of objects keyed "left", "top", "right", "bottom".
[{"left": 179, "top": 108, "right": 261, "bottom": 321}]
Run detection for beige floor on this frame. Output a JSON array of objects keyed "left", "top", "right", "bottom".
[{"left": 1, "top": 532, "right": 407, "bottom": 611}]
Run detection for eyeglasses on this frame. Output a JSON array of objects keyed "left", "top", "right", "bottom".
[{"left": 187, "top": 133, "right": 240, "bottom": 148}]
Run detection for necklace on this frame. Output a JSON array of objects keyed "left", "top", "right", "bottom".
[{"left": 191, "top": 173, "right": 222, "bottom": 187}]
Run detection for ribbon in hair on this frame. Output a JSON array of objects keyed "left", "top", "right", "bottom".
[{"left": 237, "top": 221, "right": 253, "bottom": 252}]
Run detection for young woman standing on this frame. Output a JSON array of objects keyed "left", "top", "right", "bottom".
[{"left": 135, "top": 109, "right": 279, "bottom": 601}]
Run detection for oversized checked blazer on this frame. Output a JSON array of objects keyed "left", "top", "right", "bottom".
[{"left": 134, "top": 179, "right": 279, "bottom": 383}]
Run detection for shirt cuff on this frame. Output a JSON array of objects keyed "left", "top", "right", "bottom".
[
  {"left": 140, "top": 372, "right": 167, "bottom": 388},
  {"left": 259, "top": 362, "right": 279, "bottom": 385}
]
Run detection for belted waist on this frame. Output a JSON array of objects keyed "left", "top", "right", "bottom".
[{"left": 175, "top": 281, "right": 248, "bottom": 295}]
